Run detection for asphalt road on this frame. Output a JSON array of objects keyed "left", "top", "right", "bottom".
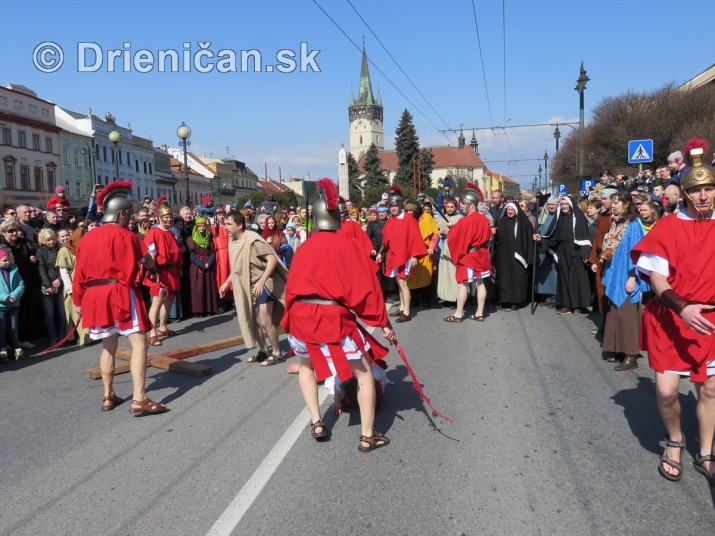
[{"left": 1, "top": 303, "right": 713, "bottom": 536}]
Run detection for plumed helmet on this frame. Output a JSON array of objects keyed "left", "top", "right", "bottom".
[
  {"left": 312, "top": 178, "right": 341, "bottom": 231},
  {"left": 158, "top": 202, "right": 173, "bottom": 218},
  {"left": 680, "top": 138, "right": 715, "bottom": 192},
  {"left": 461, "top": 182, "right": 484, "bottom": 207},
  {"left": 388, "top": 184, "right": 404, "bottom": 207},
  {"left": 97, "top": 181, "right": 133, "bottom": 223},
  {"left": 338, "top": 196, "right": 348, "bottom": 214}
]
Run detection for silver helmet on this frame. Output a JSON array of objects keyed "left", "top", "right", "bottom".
[
  {"left": 388, "top": 193, "right": 403, "bottom": 207},
  {"left": 313, "top": 178, "right": 341, "bottom": 231},
  {"left": 461, "top": 188, "right": 481, "bottom": 207},
  {"left": 98, "top": 181, "right": 133, "bottom": 223}
]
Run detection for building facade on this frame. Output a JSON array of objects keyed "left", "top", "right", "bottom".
[{"left": 0, "top": 84, "right": 61, "bottom": 207}]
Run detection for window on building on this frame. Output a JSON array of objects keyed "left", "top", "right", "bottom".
[
  {"left": 14, "top": 100, "right": 22, "bottom": 110},
  {"left": 127, "top": 152, "right": 131, "bottom": 166},
  {"left": 63, "top": 148, "right": 69, "bottom": 166},
  {"left": 143, "top": 161, "right": 147, "bottom": 174},
  {"left": 20, "top": 166, "right": 30, "bottom": 189},
  {"left": 5, "top": 163, "right": 15, "bottom": 189},
  {"left": 103, "top": 146, "right": 107, "bottom": 162},
  {"left": 45, "top": 136, "right": 52, "bottom": 153},
  {"left": 95, "top": 144, "right": 99, "bottom": 158},
  {"left": 41, "top": 108, "right": 49, "bottom": 117},
  {"left": 18, "top": 131, "right": 26, "bottom": 148},
  {"left": 149, "top": 163, "right": 152, "bottom": 175},
  {"left": 0, "top": 96, "right": 7, "bottom": 105},
  {"left": 29, "top": 104, "right": 37, "bottom": 113},
  {"left": 34, "top": 166, "right": 43, "bottom": 191},
  {"left": 74, "top": 150, "right": 79, "bottom": 166},
  {"left": 111, "top": 148, "right": 115, "bottom": 164},
  {"left": 135, "top": 159, "right": 139, "bottom": 172},
  {"left": 76, "top": 181, "right": 81, "bottom": 197},
  {"left": 1, "top": 127, "right": 10, "bottom": 146},
  {"left": 32, "top": 134, "right": 40, "bottom": 151},
  {"left": 47, "top": 168, "right": 55, "bottom": 192}
]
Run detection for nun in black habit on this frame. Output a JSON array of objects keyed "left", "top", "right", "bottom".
[
  {"left": 536, "top": 195, "right": 592, "bottom": 314},
  {"left": 494, "top": 202, "right": 535, "bottom": 309}
]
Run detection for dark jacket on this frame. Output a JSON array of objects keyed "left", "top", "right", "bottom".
[{"left": 36, "top": 244, "right": 61, "bottom": 290}]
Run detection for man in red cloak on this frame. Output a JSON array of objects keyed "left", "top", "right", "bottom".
[
  {"left": 375, "top": 186, "right": 427, "bottom": 323},
  {"left": 73, "top": 181, "right": 168, "bottom": 415},
  {"left": 143, "top": 200, "right": 183, "bottom": 346},
  {"left": 631, "top": 139, "right": 715, "bottom": 486},
  {"left": 336, "top": 197, "right": 376, "bottom": 269},
  {"left": 281, "top": 178, "right": 396, "bottom": 452},
  {"left": 444, "top": 183, "right": 492, "bottom": 322},
  {"left": 212, "top": 207, "right": 232, "bottom": 310}
]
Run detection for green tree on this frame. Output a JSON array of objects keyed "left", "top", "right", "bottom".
[
  {"left": 347, "top": 152, "right": 363, "bottom": 205},
  {"left": 393, "top": 109, "right": 420, "bottom": 189},
  {"left": 553, "top": 83, "right": 715, "bottom": 192},
  {"left": 418, "top": 148, "right": 435, "bottom": 192},
  {"left": 362, "top": 143, "right": 388, "bottom": 190}
]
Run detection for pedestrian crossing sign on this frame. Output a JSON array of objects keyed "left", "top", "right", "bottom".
[{"left": 628, "top": 139, "right": 654, "bottom": 164}]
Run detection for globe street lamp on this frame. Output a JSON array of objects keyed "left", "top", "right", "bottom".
[
  {"left": 108, "top": 130, "right": 121, "bottom": 182},
  {"left": 177, "top": 122, "right": 191, "bottom": 208}
]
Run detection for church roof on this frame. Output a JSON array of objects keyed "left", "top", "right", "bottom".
[{"left": 354, "top": 48, "right": 376, "bottom": 106}]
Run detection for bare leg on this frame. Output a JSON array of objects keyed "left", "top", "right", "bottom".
[
  {"left": 258, "top": 301, "right": 281, "bottom": 354},
  {"left": 475, "top": 279, "right": 486, "bottom": 317},
  {"left": 100, "top": 334, "right": 119, "bottom": 403},
  {"left": 397, "top": 277, "right": 411, "bottom": 316},
  {"left": 350, "top": 356, "right": 376, "bottom": 438},
  {"left": 695, "top": 376, "right": 715, "bottom": 477},
  {"left": 297, "top": 357, "right": 322, "bottom": 432},
  {"left": 158, "top": 297, "right": 172, "bottom": 332},
  {"left": 453, "top": 283, "right": 469, "bottom": 318},
  {"left": 148, "top": 295, "right": 162, "bottom": 337},
  {"left": 127, "top": 331, "right": 148, "bottom": 403},
  {"left": 655, "top": 371, "right": 683, "bottom": 477}
]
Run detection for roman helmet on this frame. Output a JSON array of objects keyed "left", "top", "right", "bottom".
[
  {"left": 312, "top": 178, "right": 341, "bottom": 231},
  {"left": 387, "top": 184, "right": 404, "bottom": 207},
  {"left": 97, "top": 180, "right": 134, "bottom": 223},
  {"left": 680, "top": 138, "right": 715, "bottom": 214},
  {"left": 461, "top": 182, "right": 483, "bottom": 208},
  {"left": 155, "top": 195, "right": 172, "bottom": 218}
]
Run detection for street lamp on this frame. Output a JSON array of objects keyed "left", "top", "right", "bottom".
[
  {"left": 81, "top": 141, "right": 96, "bottom": 196},
  {"left": 177, "top": 122, "right": 191, "bottom": 207},
  {"left": 108, "top": 130, "right": 121, "bottom": 182},
  {"left": 574, "top": 62, "right": 590, "bottom": 180},
  {"left": 543, "top": 151, "right": 548, "bottom": 191},
  {"left": 537, "top": 164, "right": 542, "bottom": 191},
  {"left": 553, "top": 126, "right": 561, "bottom": 153}
]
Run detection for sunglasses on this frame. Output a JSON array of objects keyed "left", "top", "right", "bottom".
[{"left": 5, "top": 229, "right": 19, "bottom": 233}]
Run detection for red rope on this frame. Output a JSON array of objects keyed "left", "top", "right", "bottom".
[
  {"left": 39, "top": 315, "right": 80, "bottom": 355},
  {"left": 393, "top": 340, "right": 453, "bottom": 424}
]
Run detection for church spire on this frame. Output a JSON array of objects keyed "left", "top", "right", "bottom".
[{"left": 356, "top": 46, "right": 375, "bottom": 105}]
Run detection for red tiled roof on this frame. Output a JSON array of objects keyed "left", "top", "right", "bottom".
[
  {"left": 358, "top": 145, "right": 486, "bottom": 172},
  {"left": 485, "top": 167, "right": 517, "bottom": 184}
]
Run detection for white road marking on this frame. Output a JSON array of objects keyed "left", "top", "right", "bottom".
[{"left": 206, "top": 386, "right": 330, "bottom": 536}]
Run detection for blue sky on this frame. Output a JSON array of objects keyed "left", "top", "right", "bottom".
[{"left": 1, "top": 0, "right": 712, "bottom": 189}]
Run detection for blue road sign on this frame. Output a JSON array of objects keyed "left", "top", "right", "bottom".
[
  {"left": 581, "top": 179, "right": 595, "bottom": 192},
  {"left": 558, "top": 184, "right": 567, "bottom": 195},
  {"left": 628, "top": 139, "right": 654, "bottom": 164}
]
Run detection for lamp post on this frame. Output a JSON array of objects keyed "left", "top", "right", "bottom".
[
  {"left": 537, "top": 164, "right": 542, "bottom": 192},
  {"left": 108, "top": 130, "right": 121, "bottom": 182},
  {"left": 81, "top": 141, "right": 96, "bottom": 196},
  {"left": 553, "top": 126, "right": 561, "bottom": 153},
  {"left": 543, "top": 151, "right": 548, "bottom": 191},
  {"left": 574, "top": 62, "right": 590, "bottom": 180},
  {"left": 177, "top": 122, "right": 191, "bottom": 207}
]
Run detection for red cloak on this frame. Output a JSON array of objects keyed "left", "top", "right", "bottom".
[
  {"left": 73, "top": 224, "right": 150, "bottom": 331},
  {"left": 281, "top": 231, "right": 389, "bottom": 382},
  {"left": 447, "top": 211, "right": 492, "bottom": 281},
  {"left": 143, "top": 226, "right": 183, "bottom": 297},
  {"left": 381, "top": 212, "right": 427, "bottom": 274},
  {"left": 337, "top": 218, "right": 377, "bottom": 271},
  {"left": 631, "top": 215, "right": 715, "bottom": 381}
]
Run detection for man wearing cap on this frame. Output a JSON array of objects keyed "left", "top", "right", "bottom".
[
  {"left": 73, "top": 181, "right": 168, "bottom": 415},
  {"left": 631, "top": 139, "right": 715, "bottom": 485},
  {"left": 375, "top": 187, "right": 427, "bottom": 323},
  {"left": 444, "top": 184, "right": 492, "bottom": 322},
  {"left": 667, "top": 151, "right": 687, "bottom": 186},
  {"left": 588, "top": 188, "right": 616, "bottom": 318},
  {"left": 436, "top": 178, "right": 455, "bottom": 210},
  {"left": 143, "top": 201, "right": 183, "bottom": 346}
]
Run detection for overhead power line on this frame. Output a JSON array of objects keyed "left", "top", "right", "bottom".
[
  {"left": 312, "top": 0, "right": 449, "bottom": 140},
  {"left": 346, "top": 0, "right": 451, "bottom": 130}
]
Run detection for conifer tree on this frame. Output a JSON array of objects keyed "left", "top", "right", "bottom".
[
  {"left": 394, "top": 109, "right": 420, "bottom": 188},
  {"left": 362, "top": 143, "right": 388, "bottom": 190}
]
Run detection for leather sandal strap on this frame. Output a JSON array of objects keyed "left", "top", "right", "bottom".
[{"left": 664, "top": 435, "right": 686, "bottom": 448}]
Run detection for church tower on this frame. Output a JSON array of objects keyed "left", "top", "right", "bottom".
[{"left": 349, "top": 47, "right": 383, "bottom": 162}]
